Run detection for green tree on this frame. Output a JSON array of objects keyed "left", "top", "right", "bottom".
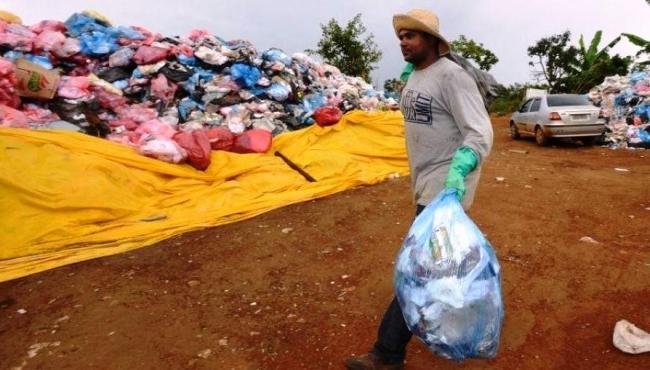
[
  {"left": 489, "top": 83, "right": 549, "bottom": 116},
  {"left": 450, "top": 35, "right": 499, "bottom": 71},
  {"left": 566, "top": 31, "right": 631, "bottom": 93},
  {"left": 383, "top": 78, "right": 404, "bottom": 93},
  {"left": 309, "top": 14, "right": 382, "bottom": 83},
  {"left": 567, "top": 54, "right": 632, "bottom": 93},
  {"left": 527, "top": 31, "right": 579, "bottom": 92},
  {"left": 577, "top": 31, "right": 621, "bottom": 72},
  {"left": 621, "top": 33, "right": 650, "bottom": 69}
]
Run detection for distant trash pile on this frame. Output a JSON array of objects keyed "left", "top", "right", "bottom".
[
  {"left": 589, "top": 71, "right": 650, "bottom": 149},
  {"left": 0, "top": 10, "right": 398, "bottom": 169}
]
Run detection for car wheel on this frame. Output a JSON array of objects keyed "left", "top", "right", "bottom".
[
  {"left": 510, "top": 121, "right": 520, "bottom": 140},
  {"left": 535, "top": 126, "right": 548, "bottom": 146}
]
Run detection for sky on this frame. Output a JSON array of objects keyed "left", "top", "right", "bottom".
[{"left": 3, "top": 0, "right": 649, "bottom": 88}]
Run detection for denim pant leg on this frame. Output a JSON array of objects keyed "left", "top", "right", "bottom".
[
  {"left": 372, "top": 204, "right": 426, "bottom": 363},
  {"left": 372, "top": 296, "right": 413, "bottom": 363}
]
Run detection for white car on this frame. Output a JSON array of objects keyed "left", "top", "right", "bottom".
[{"left": 510, "top": 94, "right": 605, "bottom": 146}]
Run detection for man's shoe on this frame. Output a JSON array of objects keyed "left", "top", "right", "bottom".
[{"left": 344, "top": 352, "right": 404, "bottom": 370}]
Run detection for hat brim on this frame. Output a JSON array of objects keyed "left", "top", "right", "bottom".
[{"left": 393, "top": 14, "right": 450, "bottom": 56}]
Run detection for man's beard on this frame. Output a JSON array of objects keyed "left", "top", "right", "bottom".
[{"left": 404, "top": 49, "right": 428, "bottom": 65}]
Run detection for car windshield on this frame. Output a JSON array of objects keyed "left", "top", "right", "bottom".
[{"left": 547, "top": 95, "right": 590, "bottom": 107}]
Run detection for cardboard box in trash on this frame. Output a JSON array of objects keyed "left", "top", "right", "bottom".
[{"left": 14, "top": 59, "right": 60, "bottom": 99}]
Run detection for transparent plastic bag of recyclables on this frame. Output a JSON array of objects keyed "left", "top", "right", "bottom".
[{"left": 395, "top": 189, "right": 504, "bottom": 361}]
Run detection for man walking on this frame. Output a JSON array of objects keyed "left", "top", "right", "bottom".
[{"left": 345, "top": 9, "right": 493, "bottom": 370}]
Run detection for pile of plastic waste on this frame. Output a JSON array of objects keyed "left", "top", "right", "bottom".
[
  {"left": 0, "top": 10, "right": 398, "bottom": 169},
  {"left": 589, "top": 71, "right": 650, "bottom": 149}
]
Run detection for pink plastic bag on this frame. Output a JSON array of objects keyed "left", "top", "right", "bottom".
[
  {"left": 150, "top": 74, "right": 177, "bottom": 103},
  {"left": 109, "top": 118, "right": 138, "bottom": 130},
  {"left": 93, "top": 86, "right": 128, "bottom": 111},
  {"left": 132, "top": 45, "right": 168, "bottom": 65},
  {"left": 138, "top": 139, "right": 187, "bottom": 164},
  {"left": 135, "top": 119, "right": 177, "bottom": 140},
  {"left": 206, "top": 127, "right": 235, "bottom": 151},
  {"left": 108, "top": 47, "right": 135, "bottom": 67},
  {"left": 188, "top": 29, "right": 212, "bottom": 42},
  {"left": 0, "top": 104, "right": 29, "bottom": 127},
  {"left": 5, "top": 24, "right": 35, "bottom": 38},
  {"left": 118, "top": 26, "right": 158, "bottom": 47},
  {"left": 57, "top": 76, "right": 91, "bottom": 99},
  {"left": 34, "top": 30, "right": 66, "bottom": 51},
  {"left": 29, "top": 20, "right": 66, "bottom": 34},
  {"left": 173, "top": 130, "right": 212, "bottom": 170},
  {"left": 232, "top": 129, "right": 272, "bottom": 154},
  {"left": 314, "top": 106, "right": 343, "bottom": 127},
  {"left": 170, "top": 43, "right": 194, "bottom": 58},
  {"left": 52, "top": 37, "right": 80, "bottom": 58},
  {"left": 0, "top": 32, "right": 33, "bottom": 52},
  {"left": 0, "top": 58, "right": 20, "bottom": 108},
  {"left": 116, "top": 105, "right": 158, "bottom": 123},
  {"left": 22, "top": 103, "right": 59, "bottom": 123}
]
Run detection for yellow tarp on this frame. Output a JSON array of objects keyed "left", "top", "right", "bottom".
[{"left": 0, "top": 111, "right": 408, "bottom": 282}]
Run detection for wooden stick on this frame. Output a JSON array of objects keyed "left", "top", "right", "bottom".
[{"left": 274, "top": 151, "right": 317, "bottom": 182}]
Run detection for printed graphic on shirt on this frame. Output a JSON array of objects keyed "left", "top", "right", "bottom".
[{"left": 401, "top": 89, "right": 433, "bottom": 125}]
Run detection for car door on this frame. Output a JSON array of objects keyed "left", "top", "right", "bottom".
[
  {"left": 515, "top": 99, "right": 533, "bottom": 134},
  {"left": 526, "top": 98, "right": 542, "bottom": 132}
]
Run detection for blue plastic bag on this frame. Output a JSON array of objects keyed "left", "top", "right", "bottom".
[
  {"left": 178, "top": 97, "right": 204, "bottom": 121},
  {"left": 230, "top": 63, "right": 261, "bottom": 88},
  {"left": 64, "top": 13, "right": 106, "bottom": 36},
  {"left": 181, "top": 68, "right": 214, "bottom": 93},
  {"left": 79, "top": 30, "right": 119, "bottom": 56},
  {"left": 266, "top": 83, "right": 290, "bottom": 101},
  {"left": 395, "top": 189, "right": 504, "bottom": 361},
  {"left": 301, "top": 93, "right": 327, "bottom": 115},
  {"left": 638, "top": 128, "right": 650, "bottom": 144},
  {"left": 263, "top": 48, "right": 292, "bottom": 66}
]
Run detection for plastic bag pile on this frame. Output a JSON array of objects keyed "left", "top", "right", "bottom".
[
  {"left": 589, "top": 71, "right": 650, "bottom": 149},
  {"left": 395, "top": 190, "right": 504, "bottom": 361},
  {"left": 0, "top": 10, "right": 398, "bottom": 170}
]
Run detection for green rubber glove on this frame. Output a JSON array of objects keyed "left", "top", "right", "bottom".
[
  {"left": 400, "top": 63, "right": 414, "bottom": 82},
  {"left": 444, "top": 146, "right": 479, "bottom": 202}
]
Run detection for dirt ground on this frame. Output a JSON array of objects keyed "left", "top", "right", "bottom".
[{"left": 1, "top": 116, "right": 649, "bottom": 370}]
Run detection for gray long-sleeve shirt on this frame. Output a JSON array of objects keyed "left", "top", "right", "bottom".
[{"left": 400, "top": 57, "right": 493, "bottom": 209}]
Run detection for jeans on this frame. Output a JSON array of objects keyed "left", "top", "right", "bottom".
[{"left": 372, "top": 204, "right": 425, "bottom": 364}]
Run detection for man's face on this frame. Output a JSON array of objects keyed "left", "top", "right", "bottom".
[{"left": 398, "top": 30, "right": 435, "bottom": 65}]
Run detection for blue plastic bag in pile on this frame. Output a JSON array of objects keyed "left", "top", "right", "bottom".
[{"left": 395, "top": 189, "right": 504, "bottom": 361}]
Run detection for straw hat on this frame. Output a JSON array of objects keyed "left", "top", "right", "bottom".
[{"left": 393, "top": 9, "right": 450, "bottom": 56}]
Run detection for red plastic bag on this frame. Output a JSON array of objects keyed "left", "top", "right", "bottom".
[
  {"left": 232, "top": 129, "right": 272, "bottom": 154},
  {"left": 206, "top": 127, "right": 235, "bottom": 151},
  {"left": 173, "top": 130, "right": 212, "bottom": 170},
  {"left": 314, "top": 106, "right": 343, "bottom": 127},
  {"left": 132, "top": 45, "right": 168, "bottom": 65}
]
